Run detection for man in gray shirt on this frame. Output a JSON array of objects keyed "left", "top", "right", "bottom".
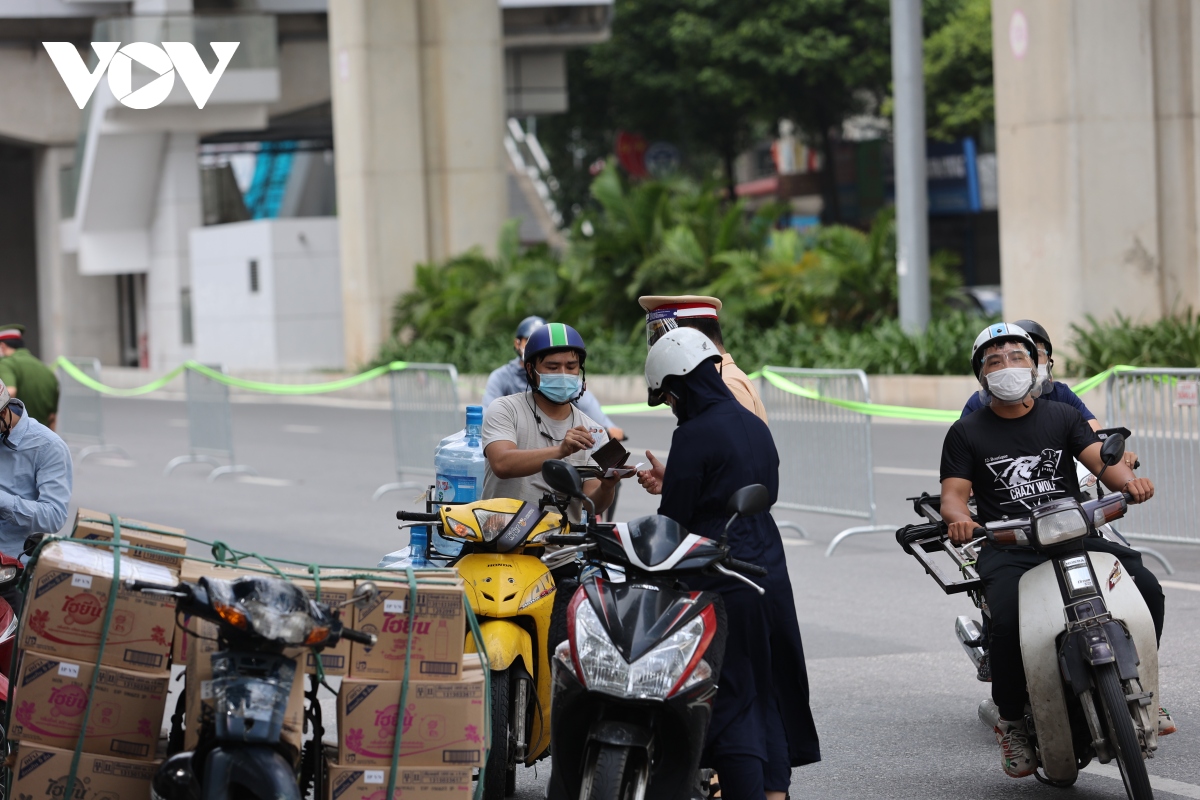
[
  {"left": 482, "top": 323, "right": 625, "bottom": 521},
  {"left": 482, "top": 316, "right": 624, "bottom": 443}
]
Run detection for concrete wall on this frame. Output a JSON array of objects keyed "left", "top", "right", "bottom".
[
  {"left": 0, "top": 45, "right": 82, "bottom": 146},
  {"left": 34, "top": 146, "right": 122, "bottom": 364},
  {"left": 992, "top": 0, "right": 1200, "bottom": 346},
  {"left": 190, "top": 217, "right": 342, "bottom": 370}
]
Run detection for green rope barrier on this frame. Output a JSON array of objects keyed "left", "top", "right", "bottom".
[{"left": 55, "top": 353, "right": 1146, "bottom": 422}]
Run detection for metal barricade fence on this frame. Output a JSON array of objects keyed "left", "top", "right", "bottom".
[
  {"left": 55, "top": 356, "right": 129, "bottom": 461},
  {"left": 1105, "top": 368, "right": 1200, "bottom": 546},
  {"left": 165, "top": 364, "right": 257, "bottom": 481},
  {"left": 373, "top": 363, "right": 461, "bottom": 500},
  {"left": 759, "top": 367, "right": 896, "bottom": 556}
]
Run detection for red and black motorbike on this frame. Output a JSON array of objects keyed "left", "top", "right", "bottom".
[{"left": 538, "top": 460, "right": 770, "bottom": 800}]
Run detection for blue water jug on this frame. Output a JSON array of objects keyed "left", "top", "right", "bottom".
[{"left": 431, "top": 405, "right": 486, "bottom": 557}]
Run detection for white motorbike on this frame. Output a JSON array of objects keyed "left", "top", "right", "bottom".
[{"left": 898, "top": 433, "right": 1160, "bottom": 798}]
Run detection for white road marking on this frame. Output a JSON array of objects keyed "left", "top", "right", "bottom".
[
  {"left": 92, "top": 457, "right": 136, "bottom": 468},
  {"left": 284, "top": 424, "right": 322, "bottom": 434},
  {"left": 1161, "top": 579, "right": 1200, "bottom": 593},
  {"left": 236, "top": 476, "right": 296, "bottom": 487},
  {"left": 1084, "top": 762, "right": 1200, "bottom": 798},
  {"left": 874, "top": 466, "right": 941, "bottom": 477},
  {"left": 782, "top": 539, "right": 813, "bottom": 547}
]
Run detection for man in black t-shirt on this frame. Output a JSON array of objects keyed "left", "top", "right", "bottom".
[{"left": 939, "top": 323, "right": 1164, "bottom": 779}]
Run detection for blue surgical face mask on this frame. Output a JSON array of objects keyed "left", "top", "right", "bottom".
[{"left": 537, "top": 372, "right": 582, "bottom": 404}]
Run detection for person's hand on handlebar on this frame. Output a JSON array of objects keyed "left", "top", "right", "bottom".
[
  {"left": 1124, "top": 477, "right": 1154, "bottom": 503},
  {"left": 947, "top": 520, "right": 980, "bottom": 545}
]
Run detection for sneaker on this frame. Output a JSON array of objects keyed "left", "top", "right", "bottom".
[
  {"left": 976, "top": 653, "right": 992, "bottom": 683},
  {"left": 1158, "top": 706, "right": 1177, "bottom": 736},
  {"left": 994, "top": 719, "right": 1037, "bottom": 778}
]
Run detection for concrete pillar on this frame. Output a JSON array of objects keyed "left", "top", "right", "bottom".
[
  {"left": 1151, "top": 0, "right": 1200, "bottom": 312},
  {"left": 328, "top": 0, "right": 507, "bottom": 367},
  {"left": 146, "top": 132, "right": 202, "bottom": 369},
  {"left": 993, "top": 0, "right": 1200, "bottom": 343},
  {"left": 418, "top": 0, "right": 507, "bottom": 264},
  {"left": 33, "top": 146, "right": 121, "bottom": 364},
  {"left": 329, "top": 0, "right": 431, "bottom": 366}
]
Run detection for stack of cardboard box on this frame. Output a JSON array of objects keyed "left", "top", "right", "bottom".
[
  {"left": 9, "top": 510, "right": 185, "bottom": 800},
  {"left": 326, "top": 575, "right": 484, "bottom": 800}
]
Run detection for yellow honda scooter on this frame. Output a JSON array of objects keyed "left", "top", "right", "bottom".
[{"left": 397, "top": 497, "right": 565, "bottom": 800}]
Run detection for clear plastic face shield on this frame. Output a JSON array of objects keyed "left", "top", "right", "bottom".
[{"left": 646, "top": 309, "right": 680, "bottom": 348}]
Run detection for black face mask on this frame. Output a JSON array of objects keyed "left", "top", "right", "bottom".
[{"left": 666, "top": 382, "right": 689, "bottom": 424}]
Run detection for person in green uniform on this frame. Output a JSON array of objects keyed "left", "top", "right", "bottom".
[{"left": 0, "top": 324, "right": 60, "bottom": 431}]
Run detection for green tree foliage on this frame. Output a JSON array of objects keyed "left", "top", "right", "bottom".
[
  {"left": 923, "top": 0, "right": 995, "bottom": 141},
  {"left": 382, "top": 170, "right": 980, "bottom": 374},
  {"left": 1065, "top": 311, "right": 1200, "bottom": 374}
]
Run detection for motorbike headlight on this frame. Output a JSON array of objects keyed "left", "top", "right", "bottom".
[
  {"left": 473, "top": 510, "right": 515, "bottom": 542},
  {"left": 243, "top": 599, "right": 320, "bottom": 645},
  {"left": 627, "top": 615, "right": 705, "bottom": 699},
  {"left": 573, "top": 601, "right": 711, "bottom": 701},
  {"left": 574, "top": 600, "right": 629, "bottom": 696},
  {"left": 0, "top": 565, "right": 18, "bottom": 587},
  {"left": 1033, "top": 505, "right": 1090, "bottom": 547}
]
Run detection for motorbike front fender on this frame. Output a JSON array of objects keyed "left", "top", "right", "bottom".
[
  {"left": 203, "top": 745, "right": 300, "bottom": 800},
  {"left": 477, "top": 619, "right": 533, "bottom": 673},
  {"left": 1019, "top": 551, "right": 1159, "bottom": 782}
]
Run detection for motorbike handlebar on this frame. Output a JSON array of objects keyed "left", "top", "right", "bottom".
[
  {"left": 339, "top": 627, "right": 378, "bottom": 647},
  {"left": 125, "top": 579, "right": 187, "bottom": 596},
  {"left": 724, "top": 557, "right": 768, "bottom": 577},
  {"left": 545, "top": 533, "right": 588, "bottom": 545},
  {"left": 396, "top": 511, "right": 441, "bottom": 522}
]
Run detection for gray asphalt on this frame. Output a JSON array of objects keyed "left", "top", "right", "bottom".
[{"left": 67, "top": 398, "right": 1200, "bottom": 799}]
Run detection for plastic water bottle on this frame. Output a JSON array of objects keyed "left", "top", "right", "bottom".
[{"left": 432, "top": 405, "right": 487, "bottom": 557}]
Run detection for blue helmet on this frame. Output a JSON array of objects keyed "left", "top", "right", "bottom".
[
  {"left": 515, "top": 316, "right": 546, "bottom": 340},
  {"left": 523, "top": 322, "right": 587, "bottom": 366}
]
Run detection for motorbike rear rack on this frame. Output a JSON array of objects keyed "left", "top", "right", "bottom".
[{"left": 899, "top": 493, "right": 982, "bottom": 595}]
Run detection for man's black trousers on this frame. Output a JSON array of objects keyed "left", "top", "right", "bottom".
[{"left": 976, "top": 536, "right": 1165, "bottom": 722}]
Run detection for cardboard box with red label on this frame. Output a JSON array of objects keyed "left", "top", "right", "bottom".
[
  {"left": 350, "top": 579, "right": 465, "bottom": 681},
  {"left": 325, "top": 763, "right": 473, "bottom": 800},
  {"left": 71, "top": 509, "right": 188, "bottom": 571},
  {"left": 10, "top": 651, "right": 169, "bottom": 761},
  {"left": 11, "top": 744, "right": 159, "bottom": 800},
  {"left": 337, "top": 667, "right": 485, "bottom": 767},
  {"left": 20, "top": 541, "right": 178, "bottom": 673}
]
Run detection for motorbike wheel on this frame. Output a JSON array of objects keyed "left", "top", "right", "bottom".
[
  {"left": 585, "top": 744, "right": 641, "bottom": 800},
  {"left": 1094, "top": 663, "right": 1153, "bottom": 800},
  {"left": 484, "top": 668, "right": 513, "bottom": 800}
]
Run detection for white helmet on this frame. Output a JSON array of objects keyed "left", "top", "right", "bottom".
[
  {"left": 0, "top": 379, "right": 8, "bottom": 414},
  {"left": 645, "top": 328, "right": 721, "bottom": 406}
]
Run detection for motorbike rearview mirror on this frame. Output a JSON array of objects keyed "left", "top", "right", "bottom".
[
  {"left": 349, "top": 581, "right": 379, "bottom": 609},
  {"left": 726, "top": 485, "right": 770, "bottom": 517},
  {"left": 1100, "top": 433, "right": 1126, "bottom": 467},
  {"left": 542, "top": 459, "right": 585, "bottom": 499},
  {"left": 721, "top": 484, "right": 770, "bottom": 547},
  {"left": 1094, "top": 433, "right": 1126, "bottom": 489}
]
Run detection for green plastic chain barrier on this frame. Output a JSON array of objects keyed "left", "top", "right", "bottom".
[
  {"left": 55, "top": 357, "right": 411, "bottom": 396},
  {"left": 54, "top": 354, "right": 1145, "bottom": 421}
]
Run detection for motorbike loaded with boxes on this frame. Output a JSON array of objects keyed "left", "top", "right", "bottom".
[{"left": 1, "top": 508, "right": 489, "bottom": 800}]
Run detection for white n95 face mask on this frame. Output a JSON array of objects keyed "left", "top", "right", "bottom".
[{"left": 986, "top": 367, "right": 1034, "bottom": 402}]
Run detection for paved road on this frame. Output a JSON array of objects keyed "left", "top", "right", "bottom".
[{"left": 68, "top": 398, "right": 1200, "bottom": 799}]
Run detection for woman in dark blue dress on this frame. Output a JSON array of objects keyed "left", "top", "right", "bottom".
[{"left": 639, "top": 329, "right": 820, "bottom": 800}]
